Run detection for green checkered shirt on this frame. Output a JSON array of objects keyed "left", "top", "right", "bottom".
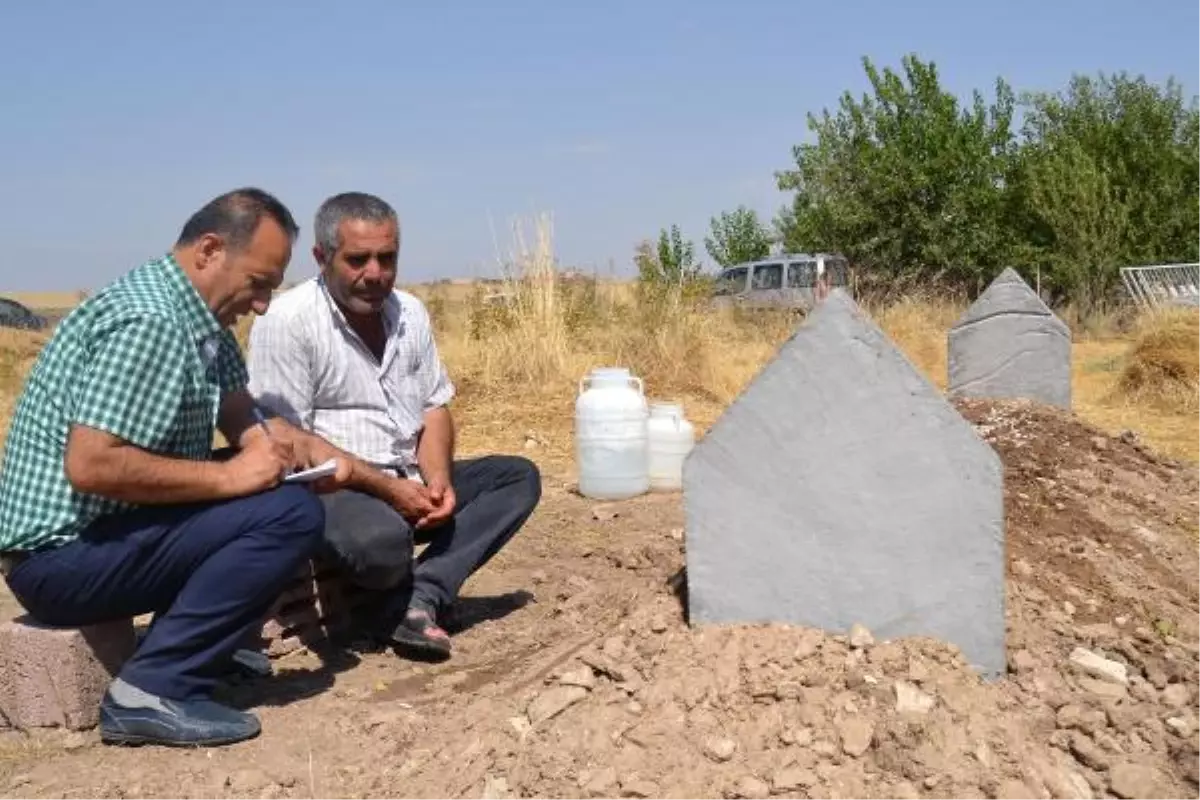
[{"left": 0, "top": 254, "right": 247, "bottom": 551}]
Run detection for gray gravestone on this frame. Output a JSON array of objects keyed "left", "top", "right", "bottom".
[
  {"left": 947, "top": 267, "right": 1071, "bottom": 409},
  {"left": 683, "top": 289, "right": 1006, "bottom": 679}
]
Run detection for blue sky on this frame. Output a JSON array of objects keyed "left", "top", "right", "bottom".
[{"left": 0, "top": 0, "right": 1196, "bottom": 292}]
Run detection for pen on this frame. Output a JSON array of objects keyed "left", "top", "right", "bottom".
[{"left": 251, "top": 406, "right": 273, "bottom": 438}]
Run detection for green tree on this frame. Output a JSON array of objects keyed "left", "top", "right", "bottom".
[
  {"left": 636, "top": 225, "right": 699, "bottom": 286},
  {"left": 1015, "top": 72, "right": 1199, "bottom": 311},
  {"left": 704, "top": 206, "right": 772, "bottom": 266},
  {"left": 774, "top": 54, "right": 1018, "bottom": 287},
  {"left": 1022, "top": 138, "right": 1132, "bottom": 314}
]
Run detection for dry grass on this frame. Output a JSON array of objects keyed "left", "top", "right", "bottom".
[
  {"left": 0, "top": 291, "right": 88, "bottom": 315},
  {"left": 869, "top": 296, "right": 966, "bottom": 390},
  {"left": 0, "top": 328, "right": 50, "bottom": 441},
  {"left": 0, "top": 217, "right": 1195, "bottom": 470},
  {"left": 1113, "top": 307, "right": 1199, "bottom": 413}
]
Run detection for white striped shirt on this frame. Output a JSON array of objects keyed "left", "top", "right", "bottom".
[{"left": 246, "top": 277, "right": 454, "bottom": 478}]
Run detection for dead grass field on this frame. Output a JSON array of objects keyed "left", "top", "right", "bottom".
[{"left": 0, "top": 244, "right": 1196, "bottom": 468}]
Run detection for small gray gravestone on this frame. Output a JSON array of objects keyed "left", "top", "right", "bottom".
[
  {"left": 947, "top": 267, "right": 1071, "bottom": 409},
  {"left": 683, "top": 289, "right": 1005, "bottom": 679}
]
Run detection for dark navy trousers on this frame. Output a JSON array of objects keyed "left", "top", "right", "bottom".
[
  {"left": 320, "top": 455, "right": 541, "bottom": 616},
  {"left": 5, "top": 484, "right": 325, "bottom": 701}
]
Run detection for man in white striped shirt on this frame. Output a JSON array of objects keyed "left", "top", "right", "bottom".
[{"left": 246, "top": 192, "right": 541, "bottom": 660}]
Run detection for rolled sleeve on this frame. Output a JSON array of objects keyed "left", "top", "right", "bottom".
[
  {"left": 71, "top": 318, "right": 189, "bottom": 449},
  {"left": 246, "top": 313, "right": 314, "bottom": 426},
  {"left": 415, "top": 306, "right": 454, "bottom": 410}
]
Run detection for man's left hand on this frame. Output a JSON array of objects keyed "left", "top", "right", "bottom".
[
  {"left": 293, "top": 433, "right": 354, "bottom": 495},
  {"left": 417, "top": 475, "right": 456, "bottom": 529}
]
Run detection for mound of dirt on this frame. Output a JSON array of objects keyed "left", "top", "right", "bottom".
[{"left": 0, "top": 399, "right": 1196, "bottom": 800}]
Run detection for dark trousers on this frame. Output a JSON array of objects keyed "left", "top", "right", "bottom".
[
  {"left": 320, "top": 455, "right": 541, "bottom": 617},
  {"left": 4, "top": 485, "right": 326, "bottom": 701}
]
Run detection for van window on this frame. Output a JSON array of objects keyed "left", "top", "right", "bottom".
[
  {"left": 787, "top": 261, "right": 815, "bottom": 288},
  {"left": 715, "top": 267, "right": 748, "bottom": 295},
  {"left": 823, "top": 256, "right": 849, "bottom": 285},
  {"left": 751, "top": 263, "right": 783, "bottom": 290}
]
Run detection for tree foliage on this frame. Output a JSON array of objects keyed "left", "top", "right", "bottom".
[
  {"left": 636, "top": 225, "right": 700, "bottom": 286},
  {"left": 775, "top": 54, "right": 1199, "bottom": 313},
  {"left": 704, "top": 206, "right": 772, "bottom": 267}
]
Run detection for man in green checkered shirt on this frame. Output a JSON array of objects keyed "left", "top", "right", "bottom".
[{"left": 0, "top": 188, "right": 359, "bottom": 748}]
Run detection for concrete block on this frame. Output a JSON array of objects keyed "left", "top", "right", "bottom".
[
  {"left": 0, "top": 616, "right": 135, "bottom": 730},
  {"left": 683, "top": 289, "right": 1006, "bottom": 679},
  {"left": 948, "top": 267, "right": 1071, "bottom": 408}
]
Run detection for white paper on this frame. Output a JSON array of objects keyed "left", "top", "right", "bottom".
[{"left": 283, "top": 458, "right": 338, "bottom": 483}]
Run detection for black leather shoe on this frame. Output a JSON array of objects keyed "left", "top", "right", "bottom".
[{"left": 100, "top": 688, "right": 260, "bottom": 747}]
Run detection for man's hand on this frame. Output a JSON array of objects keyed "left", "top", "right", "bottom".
[
  {"left": 387, "top": 479, "right": 437, "bottom": 525},
  {"left": 307, "top": 456, "right": 354, "bottom": 495},
  {"left": 415, "top": 405, "right": 456, "bottom": 529},
  {"left": 290, "top": 432, "right": 355, "bottom": 495},
  {"left": 223, "top": 433, "right": 294, "bottom": 495},
  {"left": 417, "top": 475, "right": 456, "bottom": 530}
]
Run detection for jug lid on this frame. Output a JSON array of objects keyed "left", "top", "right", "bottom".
[
  {"left": 649, "top": 401, "right": 684, "bottom": 417},
  {"left": 590, "top": 366, "right": 631, "bottom": 378}
]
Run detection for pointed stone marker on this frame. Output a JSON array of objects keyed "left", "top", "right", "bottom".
[
  {"left": 683, "top": 289, "right": 1005, "bottom": 679},
  {"left": 948, "top": 267, "right": 1071, "bottom": 409}
]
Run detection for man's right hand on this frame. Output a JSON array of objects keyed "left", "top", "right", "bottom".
[
  {"left": 387, "top": 478, "right": 437, "bottom": 524},
  {"left": 224, "top": 434, "right": 295, "bottom": 496}
]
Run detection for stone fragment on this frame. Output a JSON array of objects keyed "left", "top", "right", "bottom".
[
  {"left": 848, "top": 623, "right": 874, "bottom": 649},
  {"left": 0, "top": 616, "right": 136, "bottom": 731},
  {"left": 1077, "top": 677, "right": 1127, "bottom": 700},
  {"left": 732, "top": 776, "right": 770, "bottom": 799},
  {"left": 481, "top": 775, "right": 509, "bottom": 799},
  {"left": 947, "top": 267, "right": 1071, "bottom": 408},
  {"left": 526, "top": 686, "right": 587, "bottom": 725},
  {"left": 582, "top": 767, "right": 617, "bottom": 796},
  {"left": 1161, "top": 683, "right": 1191, "bottom": 709},
  {"left": 893, "top": 681, "right": 935, "bottom": 714},
  {"left": 837, "top": 717, "right": 875, "bottom": 757},
  {"left": 620, "top": 778, "right": 659, "bottom": 798},
  {"left": 1165, "top": 717, "right": 1191, "bottom": 737},
  {"left": 684, "top": 290, "right": 1006, "bottom": 678},
  {"left": 772, "top": 766, "right": 818, "bottom": 792},
  {"left": 1108, "top": 763, "right": 1162, "bottom": 799},
  {"left": 1069, "top": 647, "right": 1128, "bottom": 686},
  {"left": 557, "top": 667, "right": 595, "bottom": 690},
  {"left": 1068, "top": 733, "right": 1109, "bottom": 771},
  {"left": 994, "top": 779, "right": 1034, "bottom": 799},
  {"left": 703, "top": 737, "right": 737, "bottom": 763}
]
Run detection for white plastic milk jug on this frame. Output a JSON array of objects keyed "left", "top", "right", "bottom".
[
  {"left": 646, "top": 401, "right": 695, "bottom": 492},
  {"left": 575, "top": 367, "right": 650, "bottom": 500}
]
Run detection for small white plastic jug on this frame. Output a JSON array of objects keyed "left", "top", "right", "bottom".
[{"left": 646, "top": 401, "right": 695, "bottom": 492}]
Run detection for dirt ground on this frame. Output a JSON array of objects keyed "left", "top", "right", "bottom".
[{"left": 0, "top": 398, "right": 1196, "bottom": 799}]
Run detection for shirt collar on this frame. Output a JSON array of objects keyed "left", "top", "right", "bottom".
[
  {"left": 155, "top": 253, "right": 223, "bottom": 344},
  {"left": 316, "top": 275, "right": 402, "bottom": 335}
]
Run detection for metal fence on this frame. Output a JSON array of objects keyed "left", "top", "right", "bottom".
[{"left": 1119, "top": 263, "right": 1200, "bottom": 309}]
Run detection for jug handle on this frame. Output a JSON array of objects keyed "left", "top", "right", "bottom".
[{"left": 578, "top": 375, "right": 645, "bottom": 394}]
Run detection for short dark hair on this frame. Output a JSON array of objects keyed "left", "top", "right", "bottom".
[
  {"left": 175, "top": 187, "right": 300, "bottom": 251},
  {"left": 313, "top": 192, "right": 398, "bottom": 263}
]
